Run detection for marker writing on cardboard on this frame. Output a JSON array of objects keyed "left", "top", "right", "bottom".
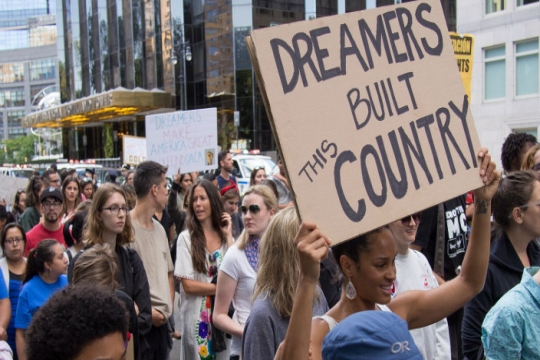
[
  {"left": 334, "top": 94, "right": 477, "bottom": 222},
  {"left": 270, "top": 2, "right": 443, "bottom": 95},
  {"left": 298, "top": 140, "right": 338, "bottom": 182}
]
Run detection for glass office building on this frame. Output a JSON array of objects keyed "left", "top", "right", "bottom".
[
  {"left": 39, "top": 0, "right": 456, "bottom": 159},
  {"left": 0, "top": 0, "right": 58, "bottom": 142}
]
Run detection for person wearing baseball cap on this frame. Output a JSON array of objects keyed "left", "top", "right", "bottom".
[
  {"left": 25, "top": 187, "right": 67, "bottom": 256},
  {"left": 322, "top": 311, "right": 423, "bottom": 360}
]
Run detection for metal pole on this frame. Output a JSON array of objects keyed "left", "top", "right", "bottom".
[{"left": 183, "top": 48, "right": 187, "bottom": 110}]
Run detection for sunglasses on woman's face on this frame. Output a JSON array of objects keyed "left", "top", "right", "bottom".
[
  {"left": 240, "top": 204, "right": 261, "bottom": 215},
  {"left": 401, "top": 212, "right": 422, "bottom": 226}
]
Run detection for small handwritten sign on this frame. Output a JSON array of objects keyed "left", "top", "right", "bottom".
[
  {"left": 145, "top": 108, "right": 218, "bottom": 175},
  {"left": 123, "top": 135, "right": 147, "bottom": 165}
]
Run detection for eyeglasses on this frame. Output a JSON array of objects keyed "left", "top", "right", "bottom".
[
  {"left": 401, "top": 212, "right": 422, "bottom": 226},
  {"left": 101, "top": 206, "right": 131, "bottom": 216},
  {"left": 50, "top": 178, "right": 61, "bottom": 184},
  {"left": 42, "top": 202, "right": 62, "bottom": 208},
  {"left": 240, "top": 204, "right": 261, "bottom": 215},
  {"left": 252, "top": 166, "right": 265, "bottom": 171},
  {"left": 5, "top": 237, "right": 23, "bottom": 245}
]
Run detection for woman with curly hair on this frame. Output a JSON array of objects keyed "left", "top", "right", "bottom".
[
  {"left": 175, "top": 179, "right": 233, "bottom": 360},
  {"left": 68, "top": 183, "right": 152, "bottom": 357}
]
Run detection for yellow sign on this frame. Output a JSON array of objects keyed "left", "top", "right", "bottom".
[{"left": 450, "top": 32, "right": 474, "bottom": 101}]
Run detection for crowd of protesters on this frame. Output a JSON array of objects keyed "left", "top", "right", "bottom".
[{"left": 0, "top": 138, "right": 538, "bottom": 359}]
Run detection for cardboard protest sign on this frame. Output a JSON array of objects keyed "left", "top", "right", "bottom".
[
  {"left": 123, "top": 135, "right": 147, "bottom": 165},
  {"left": 0, "top": 174, "right": 28, "bottom": 207},
  {"left": 145, "top": 108, "right": 218, "bottom": 176},
  {"left": 450, "top": 32, "right": 474, "bottom": 101},
  {"left": 247, "top": 0, "right": 483, "bottom": 245}
]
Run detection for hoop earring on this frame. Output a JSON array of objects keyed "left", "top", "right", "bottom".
[{"left": 345, "top": 279, "right": 357, "bottom": 300}]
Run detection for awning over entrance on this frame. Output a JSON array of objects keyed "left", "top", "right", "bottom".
[{"left": 22, "top": 87, "right": 175, "bottom": 128}]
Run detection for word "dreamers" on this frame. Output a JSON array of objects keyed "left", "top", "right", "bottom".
[{"left": 271, "top": 2, "right": 443, "bottom": 94}]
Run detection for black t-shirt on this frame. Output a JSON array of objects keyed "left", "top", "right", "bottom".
[
  {"left": 154, "top": 209, "right": 173, "bottom": 240},
  {"left": 412, "top": 195, "right": 467, "bottom": 281}
]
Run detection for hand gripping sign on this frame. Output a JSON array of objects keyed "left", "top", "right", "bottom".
[{"left": 246, "top": 0, "right": 483, "bottom": 245}]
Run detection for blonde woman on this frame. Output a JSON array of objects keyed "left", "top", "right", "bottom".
[
  {"left": 213, "top": 185, "right": 278, "bottom": 360},
  {"left": 242, "top": 207, "right": 328, "bottom": 360}
]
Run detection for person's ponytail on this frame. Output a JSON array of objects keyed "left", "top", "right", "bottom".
[{"left": 23, "top": 239, "right": 58, "bottom": 284}]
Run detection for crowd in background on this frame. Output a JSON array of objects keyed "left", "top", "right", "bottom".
[{"left": 0, "top": 138, "right": 537, "bottom": 359}]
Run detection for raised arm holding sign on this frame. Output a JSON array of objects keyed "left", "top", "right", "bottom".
[{"left": 247, "top": 0, "right": 482, "bottom": 245}]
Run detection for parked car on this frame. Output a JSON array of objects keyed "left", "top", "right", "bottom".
[{"left": 0, "top": 166, "right": 35, "bottom": 179}]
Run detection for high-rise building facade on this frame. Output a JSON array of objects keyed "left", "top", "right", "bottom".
[
  {"left": 0, "top": 0, "right": 58, "bottom": 141},
  {"left": 458, "top": 0, "right": 540, "bottom": 170},
  {"left": 26, "top": 0, "right": 456, "bottom": 159}
]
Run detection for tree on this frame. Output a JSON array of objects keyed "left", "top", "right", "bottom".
[{"left": 2, "top": 134, "right": 37, "bottom": 164}]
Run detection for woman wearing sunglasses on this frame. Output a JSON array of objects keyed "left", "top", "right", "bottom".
[
  {"left": 462, "top": 170, "right": 540, "bottom": 360},
  {"left": 213, "top": 185, "right": 278, "bottom": 360},
  {"left": 388, "top": 212, "right": 451, "bottom": 360},
  {"left": 175, "top": 179, "right": 234, "bottom": 360}
]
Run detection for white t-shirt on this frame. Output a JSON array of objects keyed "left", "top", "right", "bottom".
[
  {"left": 219, "top": 243, "right": 257, "bottom": 356},
  {"left": 394, "top": 250, "right": 451, "bottom": 360}
]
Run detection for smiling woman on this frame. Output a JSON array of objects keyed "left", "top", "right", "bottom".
[{"left": 273, "top": 148, "right": 500, "bottom": 360}]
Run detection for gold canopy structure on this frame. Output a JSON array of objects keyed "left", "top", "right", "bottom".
[{"left": 22, "top": 87, "right": 174, "bottom": 128}]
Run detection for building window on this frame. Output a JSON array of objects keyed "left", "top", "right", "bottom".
[
  {"left": 513, "top": 128, "right": 538, "bottom": 141},
  {"left": 516, "top": 39, "right": 539, "bottom": 96},
  {"left": 517, "top": 0, "right": 539, "bottom": 6},
  {"left": 7, "top": 110, "right": 24, "bottom": 127},
  {"left": 485, "top": 46, "right": 506, "bottom": 100},
  {"left": 30, "top": 59, "right": 56, "bottom": 81},
  {"left": 0, "top": 88, "right": 25, "bottom": 107},
  {"left": 0, "top": 63, "right": 24, "bottom": 83},
  {"left": 486, "top": 0, "right": 505, "bottom": 13}
]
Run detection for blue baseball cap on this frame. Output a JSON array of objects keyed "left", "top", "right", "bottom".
[{"left": 322, "top": 311, "right": 423, "bottom": 360}]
